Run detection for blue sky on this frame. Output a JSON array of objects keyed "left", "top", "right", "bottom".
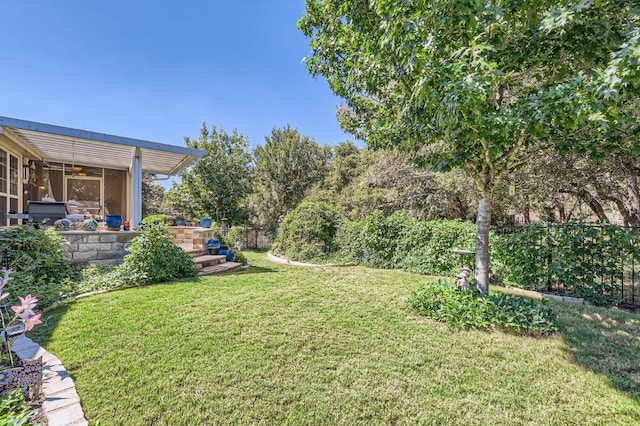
[{"left": 0, "top": 1, "right": 349, "bottom": 150}]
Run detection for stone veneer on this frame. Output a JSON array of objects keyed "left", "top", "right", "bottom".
[
  {"left": 58, "top": 230, "right": 136, "bottom": 266},
  {"left": 167, "top": 226, "right": 218, "bottom": 252}
]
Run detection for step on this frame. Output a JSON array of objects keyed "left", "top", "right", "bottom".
[
  {"left": 192, "top": 255, "right": 227, "bottom": 268},
  {"left": 176, "top": 243, "right": 205, "bottom": 257},
  {"left": 198, "top": 262, "right": 243, "bottom": 276}
]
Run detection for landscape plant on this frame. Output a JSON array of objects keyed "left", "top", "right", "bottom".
[
  {"left": 112, "top": 220, "right": 198, "bottom": 286},
  {"left": 271, "top": 202, "right": 342, "bottom": 261},
  {"left": 0, "top": 224, "right": 72, "bottom": 309},
  {"left": 331, "top": 212, "right": 476, "bottom": 275},
  {"left": 406, "top": 279, "right": 558, "bottom": 336},
  {"left": 0, "top": 268, "right": 43, "bottom": 368},
  {"left": 299, "top": 0, "right": 640, "bottom": 294},
  {"left": 0, "top": 389, "right": 36, "bottom": 425}
]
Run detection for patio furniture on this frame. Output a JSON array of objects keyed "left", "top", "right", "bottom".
[{"left": 27, "top": 201, "right": 68, "bottom": 225}]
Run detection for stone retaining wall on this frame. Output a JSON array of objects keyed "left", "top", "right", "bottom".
[
  {"left": 58, "top": 231, "right": 136, "bottom": 266},
  {"left": 167, "top": 226, "right": 217, "bottom": 252}
]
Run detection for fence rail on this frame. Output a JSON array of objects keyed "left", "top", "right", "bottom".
[
  {"left": 231, "top": 227, "right": 270, "bottom": 250},
  {"left": 492, "top": 223, "right": 640, "bottom": 309}
]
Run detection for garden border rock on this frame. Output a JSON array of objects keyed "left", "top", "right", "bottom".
[
  {"left": 12, "top": 335, "right": 88, "bottom": 426},
  {"left": 505, "top": 285, "right": 592, "bottom": 305},
  {"left": 267, "top": 253, "right": 356, "bottom": 267}
]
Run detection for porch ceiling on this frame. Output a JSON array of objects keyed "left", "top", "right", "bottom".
[{"left": 0, "top": 116, "right": 206, "bottom": 175}]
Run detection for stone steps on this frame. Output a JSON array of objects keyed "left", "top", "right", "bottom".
[
  {"left": 198, "top": 262, "right": 243, "bottom": 276},
  {"left": 192, "top": 254, "right": 227, "bottom": 268}
]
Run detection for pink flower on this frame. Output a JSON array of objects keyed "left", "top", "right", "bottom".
[
  {"left": 23, "top": 313, "right": 42, "bottom": 332},
  {"left": 11, "top": 295, "right": 38, "bottom": 318}
]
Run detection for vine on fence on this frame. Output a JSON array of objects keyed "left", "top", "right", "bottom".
[{"left": 493, "top": 222, "right": 640, "bottom": 305}]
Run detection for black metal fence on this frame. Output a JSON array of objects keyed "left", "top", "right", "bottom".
[{"left": 492, "top": 223, "right": 640, "bottom": 309}]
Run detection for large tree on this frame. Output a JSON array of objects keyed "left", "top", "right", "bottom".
[
  {"left": 141, "top": 181, "right": 165, "bottom": 218},
  {"left": 300, "top": 0, "right": 639, "bottom": 294},
  {"left": 249, "top": 125, "right": 331, "bottom": 235},
  {"left": 180, "top": 123, "right": 253, "bottom": 225}
]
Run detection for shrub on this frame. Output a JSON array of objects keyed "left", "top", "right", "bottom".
[
  {"left": 114, "top": 221, "right": 198, "bottom": 286},
  {"left": 70, "top": 264, "right": 119, "bottom": 294},
  {"left": 272, "top": 202, "right": 342, "bottom": 261},
  {"left": 399, "top": 220, "right": 477, "bottom": 275},
  {"left": 233, "top": 251, "right": 248, "bottom": 265},
  {"left": 142, "top": 214, "right": 176, "bottom": 225},
  {"left": 407, "top": 280, "right": 558, "bottom": 336},
  {"left": 358, "top": 210, "right": 414, "bottom": 269},
  {"left": 336, "top": 212, "right": 476, "bottom": 274},
  {"left": 225, "top": 226, "right": 247, "bottom": 250},
  {"left": 0, "top": 225, "right": 72, "bottom": 309}
]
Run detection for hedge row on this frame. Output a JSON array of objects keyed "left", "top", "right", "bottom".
[
  {"left": 272, "top": 203, "right": 476, "bottom": 276},
  {"left": 335, "top": 210, "right": 476, "bottom": 275},
  {"left": 273, "top": 203, "right": 638, "bottom": 305}
]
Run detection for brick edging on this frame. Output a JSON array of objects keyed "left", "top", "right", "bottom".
[{"left": 12, "top": 335, "right": 88, "bottom": 426}]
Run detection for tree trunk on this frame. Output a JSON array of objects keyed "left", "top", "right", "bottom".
[
  {"left": 475, "top": 195, "right": 492, "bottom": 295},
  {"left": 623, "top": 168, "right": 640, "bottom": 226}
]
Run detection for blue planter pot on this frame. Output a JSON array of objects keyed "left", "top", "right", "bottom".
[
  {"left": 176, "top": 218, "right": 186, "bottom": 226},
  {"left": 105, "top": 214, "right": 123, "bottom": 229},
  {"left": 200, "top": 218, "right": 212, "bottom": 228}
]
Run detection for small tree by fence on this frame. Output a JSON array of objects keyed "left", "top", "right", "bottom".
[{"left": 493, "top": 223, "right": 640, "bottom": 307}]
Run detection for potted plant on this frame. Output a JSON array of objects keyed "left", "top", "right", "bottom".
[{"left": 199, "top": 217, "right": 213, "bottom": 228}]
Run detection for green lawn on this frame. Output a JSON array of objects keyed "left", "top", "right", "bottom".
[{"left": 31, "top": 252, "right": 640, "bottom": 425}]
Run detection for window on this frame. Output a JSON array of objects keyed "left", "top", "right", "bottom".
[
  {"left": 0, "top": 149, "right": 20, "bottom": 226},
  {"left": 9, "top": 155, "right": 18, "bottom": 196},
  {"left": 0, "top": 150, "right": 6, "bottom": 194}
]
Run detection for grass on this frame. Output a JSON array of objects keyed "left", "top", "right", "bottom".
[{"left": 30, "top": 252, "right": 640, "bottom": 425}]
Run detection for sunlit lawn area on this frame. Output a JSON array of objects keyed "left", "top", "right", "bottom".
[{"left": 31, "top": 252, "right": 640, "bottom": 425}]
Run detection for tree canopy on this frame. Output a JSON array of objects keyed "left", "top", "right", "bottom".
[
  {"left": 181, "top": 123, "right": 253, "bottom": 225},
  {"left": 249, "top": 125, "right": 331, "bottom": 235},
  {"left": 300, "top": 0, "right": 639, "bottom": 293}
]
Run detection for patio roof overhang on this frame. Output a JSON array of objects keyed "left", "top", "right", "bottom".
[{"left": 0, "top": 116, "right": 206, "bottom": 175}]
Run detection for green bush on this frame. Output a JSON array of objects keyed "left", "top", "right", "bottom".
[
  {"left": 70, "top": 264, "right": 118, "bottom": 294},
  {"left": 407, "top": 280, "right": 558, "bottom": 336},
  {"left": 0, "top": 389, "right": 35, "bottom": 425},
  {"left": 233, "top": 251, "right": 248, "bottom": 265},
  {"left": 225, "top": 226, "right": 247, "bottom": 250},
  {"left": 0, "top": 225, "right": 72, "bottom": 309},
  {"left": 272, "top": 202, "right": 342, "bottom": 261},
  {"left": 142, "top": 214, "right": 175, "bottom": 225},
  {"left": 335, "top": 212, "right": 476, "bottom": 274},
  {"left": 399, "top": 220, "right": 477, "bottom": 275},
  {"left": 114, "top": 221, "right": 198, "bottom": 286}
]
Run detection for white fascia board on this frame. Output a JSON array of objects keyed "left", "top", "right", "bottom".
[
  {"left": 0, "top": 116, "right": 207, "bottom": 159},
  {"left": 0, "top": 126, "right": 44, "bottom": 159}
]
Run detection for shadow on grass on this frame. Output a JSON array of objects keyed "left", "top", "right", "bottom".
[
  {"left": 557, "top": 303, "right": 640, "bottom": 401},
  {"left": 28, "top": 304, "right": 70, "bottom": 349},
  {"left": 239, "top": 264, "right": 277, "bottom": 274}
]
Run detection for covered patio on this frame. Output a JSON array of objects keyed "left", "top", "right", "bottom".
[{"left": 0, "top": 116, "right": 206, "bottom": 228}]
